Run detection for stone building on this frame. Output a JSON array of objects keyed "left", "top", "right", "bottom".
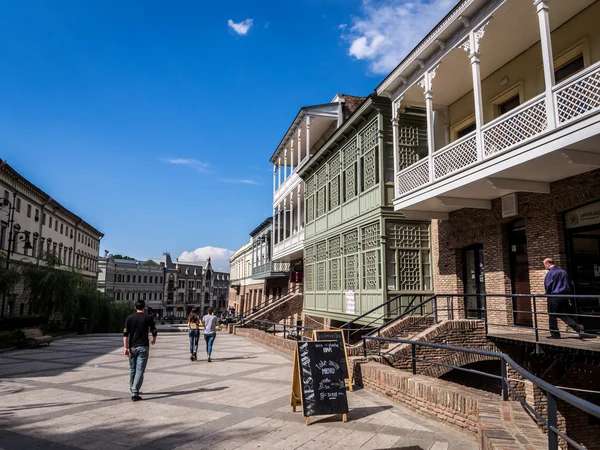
[
  {"left": 97, "top": 255, "right": 165, "bottom": 315},
  {"left": 157, "top": 253, "right": 229, "bottom": 319},
  {"left": 0, "top": 160, "right": 103, "bottom": 317}
]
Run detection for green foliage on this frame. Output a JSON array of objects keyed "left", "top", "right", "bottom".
[
  {"left": 112, "top": 254, "right": 135, "bottom": 261},
  {"left": 22, "top": 252, "right": 83, "bottom": 323},
  {"left": 0, "top": 252, "right": 21, "bottom": 297},
  {"left": 0, "top": 315, "right": 47, "bottom": 332},
  {"left": 21, "top": 252, "right": 134, "bottom": 333}
]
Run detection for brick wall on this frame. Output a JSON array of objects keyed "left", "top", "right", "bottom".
[
  {"left": 351, "top": 358, "right": 546, "bottom": 449},
  {"left": 434, "top": 168, "right": 600, "bottom": 330},
  {"left": 233, "top": 326, "right": 296, "bottom": 356},
  {"left": 244, "top": 293, "right": 303, "bottom": 324}
]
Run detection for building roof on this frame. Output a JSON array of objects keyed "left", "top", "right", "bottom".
[
  {"left": 0, "top": 159, "right": 104, "bottom": 237},
  {"left": 249, "top": 217, "right": 272, "bottom": 237}
]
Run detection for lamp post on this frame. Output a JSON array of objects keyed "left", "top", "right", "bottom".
[{"left": 1, "top": 192, "right": 33, "bottom": 318}]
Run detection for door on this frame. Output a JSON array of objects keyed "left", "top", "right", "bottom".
[
  {"left": 509, "top": 220, "right": 532, "bottom": 327},
  {"left": 463, "top": 245, "right": 485, "bottom": 319}
]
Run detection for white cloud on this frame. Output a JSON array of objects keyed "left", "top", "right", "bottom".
[
  {"left": 339, "top": 23, "right": 348, "bottom": 30},
  {"left": 228, "top": 18, "right": 253, "bottom": 36},
  {"left": 344, "top": 0, "right": 457, "bottom": 74},
  {"left": 178, "top": 246, "right": 234, "bottom": 271},
  {"left": 221, "top": 178, "right": 259, "bottom": 185},
  {"left": 162, "top": 158, "right": 210, "bottom": 173}
]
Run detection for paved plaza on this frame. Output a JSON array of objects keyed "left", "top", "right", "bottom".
[{"left": 0, "top": 332, "right": 478, "bottom": 450}]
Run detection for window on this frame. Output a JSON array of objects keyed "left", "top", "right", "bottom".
[
  {"left": 154, "top": 276, "right": 158, "bottom": 284},
  {"left": 160, "top": 277, "right": 163, "bottom": 284},
  {"left": 42, "top": 213, "right": 46, "bottom": 225},
  {"left": 65, "top": 226, "right": 68, "bottom": 236},
  {"left": 555, "top": 54, "right": 585, "bottom": 84},
  {"left": 144, "top": 276, "right": 147, "bottom": 283},
  {"left": 27, "top": 204, "right": 32, "bottom": 218},
  {"left": 116, "top": 292, "right": 121, "bottom": 301},
  {"left": 60, "top": 223, "right": 63, "bottom": 234},
  {"left": 360, "top": 118, "right": 379, "bottom": 192},
  {"left": 3, "top": 190, "right": 8, "bottom": 201},
  {"left": 342, "top": 138, "right": 358, "bottom": 202},
  {"left": 143, "top": 293, "right": 147, "bottom": 301},
  {"left": 19, "top": 303, "right": 24, "bottom": 316},
  {"left": 127, "top": 274, "right": 131, "bottom": 283},
  {"left": 32, "top": 236, "right": 37, "bottom": 256},
  {"left": 53, "top": 242, "right": 57, "bottom": 256},
  {"left": 385, "top": 222, "right": 431, "bottom": 291},
  {"left": 452, "top": 114, "right": 476, "bottom": 141},
  {"left": 138, "top": 275, "right": 141, "bottom": 283},
  {"left": 499, "top": 95, "right": 520, "bottom": 115},
  {"left": 315, "top": 167, "right": 327, "bottom": 219},
  {"left": 361, "top": 222, "right": 381, "bottom": 290},
  {"left": 15, "top": 198, "right": 20, "bottom": 213},
  {"left": 55, "top": 221, "right": 58, "bottom": 232},
  {"left": 35, "top": 209, "right": 39, "bottom": 221},
  {"left": 0, "top": 223, "right": 6, "bottom": 250}
]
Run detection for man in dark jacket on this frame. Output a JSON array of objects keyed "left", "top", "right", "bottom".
[
  {"left": 123, "top": 300, "right": 158, "bottom": 401},
  {"left": 543, "top": 258, "right": 584, "bottom": 339}
]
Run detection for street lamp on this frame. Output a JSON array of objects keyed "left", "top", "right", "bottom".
[{"left": 0, "top": 193, "right": 33, "bottom": 318}]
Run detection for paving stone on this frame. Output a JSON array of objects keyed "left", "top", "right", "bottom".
[{"left": 0, "top": 333, "right": 477, "bottom": 450}]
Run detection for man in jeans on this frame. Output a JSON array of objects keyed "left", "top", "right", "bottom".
[
  {"left": 543, "top": 258, "right": 584, "bottom": 339},
  {"left": 123, "top": 300, "right": 158, "bottom": 401}
]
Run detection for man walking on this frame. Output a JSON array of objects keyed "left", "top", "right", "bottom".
[
  {"left": 123, "top": 300, "right": 158, "bottom": 401},
  {"left": 543, "top": 258, "right": 584, "bottom": 339}
]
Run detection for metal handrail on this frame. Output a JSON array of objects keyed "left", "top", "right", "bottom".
[
  {"left": 247, "top": 319, "right": 316, "bottom": 341},
  {"left": 362, "top": 335, "right": 600, "bottom": 450},
  {"left": 233, "top": 287, "right": 299, "bottom": 323}
]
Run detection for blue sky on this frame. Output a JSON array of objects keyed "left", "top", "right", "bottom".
[{"left": 1, "top": 0, "right": 454, "bottom": 269}]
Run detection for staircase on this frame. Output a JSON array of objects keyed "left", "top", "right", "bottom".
[{"left": 242, "top": 291, "right": 303, "bottom": 324}]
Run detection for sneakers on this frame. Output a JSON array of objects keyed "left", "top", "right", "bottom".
[
  {"left": 131, "top": 396, "right": 143, "bottom": 402},
  {"left": 207, "top": 356, "right": 212, "bottom": 362},
  {"left": 190, "top": 354, "right": 194, "bottom": 361},
  {"left": 578, "top": 324, "right": 585, "bottom": 339},
  {"left": 193, "top": 353, "right": 197, "bottom": 361}
]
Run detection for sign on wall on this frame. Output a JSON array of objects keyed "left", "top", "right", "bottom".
[
  {"left": 345, "top": 291, "right": 355, "bottom": 314},
  {"left": 565, "top": 201, "right": 600, "bottom": 229},
  {"left": 501, "top": 193, "right": 518, "bottom": 218}
]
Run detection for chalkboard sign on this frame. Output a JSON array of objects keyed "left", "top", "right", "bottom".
[
  {"left": 312, "top": 330, "right": 351, "bottom": 391},
  {"left": 291, "top": 341, "right": 349, "bottom": 425}
]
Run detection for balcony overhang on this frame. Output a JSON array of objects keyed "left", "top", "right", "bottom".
[{"left": 396, "top": 111, "right": 600, "bottom": 217}]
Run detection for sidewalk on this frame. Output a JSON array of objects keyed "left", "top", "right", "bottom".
[{"left": 0, "top": 332, "right": 478, "bottom": 449}]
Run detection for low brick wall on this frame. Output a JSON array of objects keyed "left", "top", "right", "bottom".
[
  {"left": 233, "top": 326, "right": 296, "bottom": 356},
  {"left": 352, "top": 358, "right": 546, "bottom": 450}
]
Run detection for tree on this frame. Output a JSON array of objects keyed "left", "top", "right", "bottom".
[
  {"left": 22, "top": 252, "right": 83, "bottom": 325},
  {"left": 0, "top": 253, "right": 21, "bottom": 298},
  {"left": 112, "top": 254, "right": 135, "bottom": 261}
]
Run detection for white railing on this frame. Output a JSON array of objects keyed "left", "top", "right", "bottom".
[
  {"left": 274, "top": 171, "right": 300, "bottom": 204},
  {"left": 273, "top": 229, "right": 305, "bottom": 256},
  {"left": 395, "top": 61, "right": 600, "bottom": 199},
  {"left": 482, "top": 94, "right": 548, "bottom": 157},
  {"left": 433, "top": 131, "right": 477, "bottom": 180},
  {"left": 396, "top": 159, "right": 429, "bottom": 195},
  {"left": 555, "top": 61, "right": 600, "bottom": 124}
]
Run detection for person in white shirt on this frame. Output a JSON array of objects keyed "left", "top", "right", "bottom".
[{"left": 201, "top": 307, "right": 218, "bottom": 362}]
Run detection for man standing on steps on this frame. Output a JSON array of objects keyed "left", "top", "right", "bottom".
[
  {"left": 123, "top": 300, "right": 158, "bottom": 401},
  {"left": 543, "top": 257, "right": 584, "bottom": 339}
]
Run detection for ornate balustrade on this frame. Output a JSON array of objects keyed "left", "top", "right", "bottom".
[
  {"left": 395, "top": 62, "right": 600, "bottom": 198},
  {"left": 433, "top": 131, "right": 477, "bottom": 180},
  {"left": 251, "top": 261, "right": 291, "bottom": 278},
  {"left": 555, "top": 61, "right": 600, "bottom": 124}
]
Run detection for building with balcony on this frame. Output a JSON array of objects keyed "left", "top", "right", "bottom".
[
  {"left": 270, "top": 94, "right": 365, "bottom": 273},
  {"left": 156, "top": 253, "right": 229, "bottom": 318},
  {"left": 250, "top": 217, "right": 290, "bottom": 295},
  {"left": 97, "top": 255, "right": 165, "bottom": 315},
  {"left": 229, "top": 241, "right": 266, "bottom": 315},
  {"left": 0, "top": 160, "right": 103, "bottom": 317},
  {"left": 377, "top": 2, "right": 600, "bottom": 327},
  {"left": 298, "top": 95, "right": 433, "bottom": 327}
]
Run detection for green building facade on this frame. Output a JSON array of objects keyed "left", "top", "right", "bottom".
[{"left": 298, "top": 96, "right": 433, "bottom": 326}]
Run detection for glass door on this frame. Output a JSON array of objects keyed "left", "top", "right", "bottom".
[{"left": 463, "top": 245, "right": 485, "bottom": 319}]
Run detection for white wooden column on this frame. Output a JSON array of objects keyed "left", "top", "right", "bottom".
[
  {"left": 290, "top": 135, "right": 295, "bottom": 175},
  {"left": 297, "top": 128, "right": 302, "bottom": 166},
  {"left": 273, "top": 165, "right": 277, "bottom": 193},
  {"left": 251, "top": 240, "right": 255, "bottom": 270},
  {"left": 535, "top": 0, "right": 556, "bottom": 129},
  {"left": 283, "top": 198, "right": 287, "bottom": 241},
  {"left": 278, "top": 157, "right": 282, "bottom": 187},
  {"left": 289, "top": 191, "right": 294, "bottom": 235},
  {"left": 297, "top": 185, "right": 302, "bottom": 230},
  {"left": 306, "top": 116, "right": 311, "bottom": 160},
  {"left": 391, "top": 97, "right": 401, "bottom": 195},
  {"left": 284, "top": 148, "right": 288, "bottom": 180},
  {"left": 419, "top": 68, "right": 437, "bottom": 181},
  {"left": 461, "top": 23, "right": 488, "bottom": 161},
  {"left": 273, "top": 207, "right": 277, "bottom": 245}
]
